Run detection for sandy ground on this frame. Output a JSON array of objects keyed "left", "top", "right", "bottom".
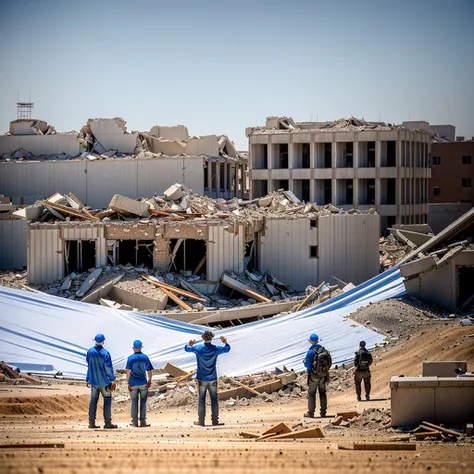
[{"left": 1, "top": 322, "right": 473, "bottom": 473}]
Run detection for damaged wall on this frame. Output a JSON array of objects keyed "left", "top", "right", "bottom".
[
  {"left": 260, "top": 214, "right": 380, "bottom": 290},
  {"left": 89, "top": 119, "right": 137, "bottom": 154},
  {"left": 0, "top": 158, "right": 205, "bottom": 207},
  {"left": 0, "top": 219, "right": 27, "bottom": 269},
  {"left": 0, "top": 134, "right": 81, "bottom": 157},
  {"left": 404, "top": 250, "right": 474, "bottom": 311},
  {"left": 28, "top": 224, "right": 107, "bottom": 284}
]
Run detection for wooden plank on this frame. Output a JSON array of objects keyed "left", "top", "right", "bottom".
[
  {"left": 0, "top": 362, "right": 20, "bottom": 379},
  {"left": 244, "top": 288, "right": 272, "bottom": 303},
  {"left": 269, "top": 427, "right": 324, "bottom": 440},
  {"left": 331, "top": 415, "right": 343, "bottom": 426},
  {"left": 176, "top": 276, "right": 210, "bottom": 303},
  {"left": 164, "top": 363, "right": 187, "bottom": 378},
  {"left": 415, "top": 431, "right": 441, "bottom": 440},
  {"left": 142, "top": 275, "right": 205, "bottom": 302},
  {"left": 261, "top": 423, "right": 292, "bottom": 437},
  {"left": 174, "top": 369, "right": 197, "bottom": 383},
  {"left": 193, "top": 255, "right": 206, "bottom": 275},
  {"left": 256, "top": 433, "right": 278, "bottom": 441},
  {"left": 232, "top": 379, "right": 260, "bottom": 397},
  {"left": 221, "top": 273, "right": 271, "bottom": 303},
  {"left": 20, "top": 374, "right": 42, "bottom": 385},
  {"left": 39, "top": 201, "right": 98, "bottom": 221},
  {"left": 0, "top": 443, "right": 65, "bottom": 449},
  {"left": 239, "top": 432, "right": 260, "bottom": 439},
  {"left": 421, "top": 421, "right": 460, "bottom": 437},
  {"left": 157, "top": 286, "right": 193, "bottom": 311},
  {"left": 353, "top": 443, "right": 416, "bottom": 451},
  {"left": 337, "top": 411, "right": 359, "bottom": 421},
  {"left": 295, "top": 281, "right": 325, "bottom": 312}
]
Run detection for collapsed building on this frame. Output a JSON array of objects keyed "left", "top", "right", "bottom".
[
  {"left": 17, "top": 186, "right": 380, "bottom": 321},
  {"left": 0, "top": 118, "right": 249, "bottom": 208},
  {"left": 246, "top": 116, "right": 432, "bottom": 233}
]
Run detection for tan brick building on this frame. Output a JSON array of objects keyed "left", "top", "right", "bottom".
[{"left": 430, "top": 141, "right": 474, "bottom": 204}]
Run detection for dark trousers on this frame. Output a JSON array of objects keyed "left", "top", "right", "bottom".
[
  {"left": 130, "top": 384, "right": 148, "bottom": 423},
  {"left": 354, "top": 370, "right": 371, "bottom": 398},
  {"left": 307, "top": 375, "right": 327, "bottom": 415},
  {"left": 89, "top": 385, "right": 112, "bottom": 423},
  {"left": 198, "top": 380, "right": 218, "bottom": 423}
]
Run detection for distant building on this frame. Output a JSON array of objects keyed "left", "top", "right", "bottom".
[
  {"left": 402, "top": 121, "right": 456, "bottom": 142},
  {"left": 247, "top": 116, "right": 432, "bottom": 233}
]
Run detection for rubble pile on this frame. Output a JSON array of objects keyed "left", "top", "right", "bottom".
[
  {"left": 379, "top": 234, "right": 410, "bottom": 270},
  {"left": 349, "top": 408, "right": 392, "bottom": 431},
  {"left": 15, "top": 185, "right": 374, "bottom": 225}
]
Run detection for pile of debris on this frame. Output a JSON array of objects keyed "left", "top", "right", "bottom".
[
  {"left": 0, "top": 361, "right": 41, "bottom": 385},
  {"left": 15, "top": 185, "right": 373, "bottom": 225},
  {"left": 379, "top": 234, "right": 410, "bottom": 271},
  {"left": 239, "top": 422, "right": 324, "bottom": 441}
]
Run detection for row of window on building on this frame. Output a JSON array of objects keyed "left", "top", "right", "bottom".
[
  {"left": 432, "top": 155, "right": 472, "bottom": 166},
  {"left": 433, "top": 178, "right": 472, "bottom": 196}
]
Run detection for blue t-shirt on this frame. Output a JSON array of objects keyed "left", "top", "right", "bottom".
[
  {"left": 184, "top": 342, "right": 230, "bottom": 381},
  {"left": 126, "top": 352, "right": 154, "bottom": 387}
]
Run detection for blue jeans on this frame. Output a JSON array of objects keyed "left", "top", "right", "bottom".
[
  {"left": 89, "top": 385, "right": 112, "bottom": 423},
  {"left": 130, "top": 384, "right": 148, "bottom": 423},
  {"left": 198, "top": 380, "right": 218, "bottom": 423}
]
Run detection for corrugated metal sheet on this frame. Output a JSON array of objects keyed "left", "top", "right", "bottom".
[
  {"left": 0, "top": 220, "right": 27, "bottom": 269},
  {"left": 28, "top": 226, "right": 63, "bottom": 284},
  {"left": 207, "top": 225, "right": 244, "bottom": 281},
  {"left": 59, "top": 225, "right": 107, "bottom": 268},
  {"left": 260, "top": 219, "right": 318, "bottom": 290},
  {"left": 318, "top": 214, "right": 379, "bottom": 285}
]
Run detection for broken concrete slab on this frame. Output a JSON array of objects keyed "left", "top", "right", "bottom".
[
  {"left": 396, "top": 229, "right": 433, "bottom": 248},
  {"left": 81, "top": 274, "right": 124, "bottom": 303},
  {"left": 12, "top": 204, "right": 44, "bottom": 221},
  {"left": 164, "top": 183, "right": 189, "bottom": 201},
  {"left": 76, "top": 268, "right": 103, "bottom": 298},
  {"left": 60, "top": 276, "right": 72, "bottom": 291},
  {"left": 221, "top": 273, "right": 271, "bottom": 303},
  {"left": 392, "top": 223, "right": 433, "bottom": 235},
  {"left": 47, "top": 193, "right": 68, "bottom": 206},
  {"left": 109, "top": 194, "right": 150, "bottom": 218},
  {"left": 110, "top": 285, "right": 168, "bottom": 311},
  {"left": 98, "top": 298, "right": 134, "bottom": 311},
  {"left": 399, "top": 255, "right": 437, "bottom": 279}
]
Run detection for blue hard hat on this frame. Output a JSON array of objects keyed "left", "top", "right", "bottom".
[
  {"left": 309, "top": 333, "right": 319, "bottom": 343},
  {"left": 133, "top": 340, "right": 143, "bottom": 349},
  {"left": 94, "top": 334, "right": 106, "bottom": 343}
]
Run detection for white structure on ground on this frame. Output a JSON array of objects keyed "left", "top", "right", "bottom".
[{"left": 247, "top": 117, "right": 432, "bottom": 232}]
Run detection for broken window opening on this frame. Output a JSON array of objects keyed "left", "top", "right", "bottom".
[
  {"left": 211, "top": 162, "right": 217, "bottom": 192},
  {"left": 342, "top": 142, "right": 354, "bottom": 168},
  {"left": 309, "top": 245, "right": 318, "bottom": 258},
  {"left": 433, "top": 187, "right": 441, "bottom": 196},
  {"left": 204, "top": 163, "right": 209, "bottom": 189},
  {"left": 64, "top": 240, "right": 96, "bottom": 274},
  {"left": 310, "top": 218, "right": 318, "bottom": 229},
  {"left": 219, "top": 164, "right": 225, "bottom": 192},
  {"left": 462, "top": 155, "right": 472, "bottom": 165},
  {"left": 278, "top": 144, "right": 288, "bottom": 169},
  {"left": 386, "top": 140, "right": 396, "bottom": 167},
  {"left": 116, "top": 240, "right": 153, "bottom": 268},
  {"left": 324, "top": 143, "right": 332, "bottom": 168},
  {"left": 458, "top": 266, "right": 474, "bottom": 308},
  {"left": 301, "top": 180, "right": 310, "bottom": 203},
  {"left": 274, "top": 180, "right": 289, "bottom": 192},
  {"left": 302, "top": 143, "right": 310, "bottom": 168},
  {"left": 169, "top": 238, "right": 207, "bottom": 277},
  {"left": 368, "top": 141, "right": 376, "bottom": 167},
  {"left": 324, "top": 179, "right": 332, "bottom": 205},
  {"left": 245, "top": 235, "right": 259, "bottom": 272}
]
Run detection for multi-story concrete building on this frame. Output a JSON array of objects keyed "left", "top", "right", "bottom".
[{"left": 247, "top": 117, "right": 432, "bottom": 232}]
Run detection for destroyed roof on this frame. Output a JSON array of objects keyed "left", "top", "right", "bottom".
[
  {"left": 247, "top": 116, "right": 431, "bottom": 135},
  {"left": 17, "top": 186, "right": 377, "bottom": 225}
]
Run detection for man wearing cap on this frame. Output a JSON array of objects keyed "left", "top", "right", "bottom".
[
  {"left": 86, "top": 334, "right": 118, "bottom": 429},
  {"left": 184, "top": 331, "right": 230, "bottom": 427},
  {"left": 303, "top": 333, "right": 332, "bottom": 418},
  {"left": 353, "top": 340, "right": 373, "bottom": 401},
  {"left": 126, "top": 340, "right": 154, "bottom": 427}
]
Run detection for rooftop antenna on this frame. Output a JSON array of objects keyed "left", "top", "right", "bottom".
[{"left": 16, "top": 98, "right": 34, "bottom": 120}]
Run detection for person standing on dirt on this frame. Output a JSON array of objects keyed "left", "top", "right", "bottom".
[
  {"left": 303, "top": 333, "right": 332, "bottom": 418},
  {"left": 86, "top": 334, "right": 118, "bottom": 429},
  {"left": 353, "top": 340, "right": 373, "bottom": 401},
  {"left": 184, "top": 331, "right": 230, "bottom": 427},
  {"left": 126, "top": 340, "right": 153, "bottom": 427}
]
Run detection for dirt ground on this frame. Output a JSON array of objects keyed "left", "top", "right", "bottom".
[{"left": 1, "top": 315, "right": 473, "bottom": 473}]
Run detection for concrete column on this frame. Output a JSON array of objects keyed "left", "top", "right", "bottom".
[
  {"left": 353, "top": 137, "right": 359, "bottom": 209},
  {"left": 216, "top": 163, "right": 221, "bottom": 199},
  {"left": 331, "top": 178, "right": 337, "bottom": 205},
  {"left": 267, "top": 138, "right": 273, "bottom": 170},
  {"left": 223, "top": 163, "right": 228, "bottom": 194},
  {"left": 288, "top": 142, "right": 295, "bottom": 169},
  {"left": 310, "top": 140, "right": 316, "bottom": 169},
  {"left": 310, "top": 179, "right": 315, "bottom": 204},
  {"left": 375, "top": 178, "right": 381, "bottom": 209},
  {"left": 353, "top": 178, "right": 359, "bottom": 209},
  {"left": 207, "top": 163, "right": 213, "bottom": 197},
  {"left": 241, "top": 165, "right": 245, "bottom": 198}
]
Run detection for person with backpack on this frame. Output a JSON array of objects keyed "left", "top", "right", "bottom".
[
  {"left": 303, "top": 333, "right": 332, "bottom": 418},
  {"left": 184, "top": 330, "right": 230, "bottom": 426},
  {"left": 353, "top": 340, "right": 373, "bottom": 401}
]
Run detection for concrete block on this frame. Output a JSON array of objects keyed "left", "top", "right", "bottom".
[
  {"left": 109, "top": 194, "right": 150, "bottom": 217},
  {"left": 422, "top": 361, "right": 468, "bottom": 377},
  {"left": 76, "top": 268, "right": 103, "bottom": 298},
  {"left": 397, "top": 229, "right": 433, "bottom": 248},
  {"left": 258, "top": 196, "right": 273, "bottom": 207},
  {"left": 150, "top": 125, "right": 189, "bottom": 141},
  {"left": 110, "top": 286, "right": 167, "bottom": 311},
  {"left": 90, "top": 118, "right": 137, "bottom": 154},
  {"left": 81, "top": 274, "right": 124, "bottom": 303},
  {"left": 12, "top": 204, "right": 44, "bottom": 221},
  {"left": 400, "top": 255, "right": 436, "bottom": 278},
  {"left": 164, "top": 184, "right": 187, "bottom": 201}
]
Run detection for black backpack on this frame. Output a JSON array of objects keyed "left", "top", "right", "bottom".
[
  {"left": 356, "top": 350, "right": 371, "bottom": 370},
  {"left": 311, "top": 346, "right": 331, "bottom": 377}
]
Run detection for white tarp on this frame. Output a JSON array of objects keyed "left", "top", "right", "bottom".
[{"left": 0, "top": 267, "right": 404, "bottom": 378}]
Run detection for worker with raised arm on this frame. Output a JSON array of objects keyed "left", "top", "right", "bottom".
[
  {"left": 126, "top": 340, "right": 154, "bottom": 427},
  {"left": 184, "top": 331, "right": 231, "bottom": 426},
  {"left": 86, "top": 334, "right": 118, "bottom": 429},
  {"left": 353, "top": 340, "right": 373, "bottom": 401}
]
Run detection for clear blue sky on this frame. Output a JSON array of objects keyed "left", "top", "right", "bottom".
[{"left": 1, "top": 0, "right": 473, "bottom": 149}]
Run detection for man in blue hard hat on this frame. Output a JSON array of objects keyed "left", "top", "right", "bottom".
[
  {"left": 303, "top": 333, "right": 332, "bottom": 418},
  {"left": 86, "top": 334, "right": 118, "bottom": 429},
  {"left": 185, "top": 330, "right": 230, "bottom": 427},
  {"left": 126, "top": 340, "right": 154, "bottom": 427}
]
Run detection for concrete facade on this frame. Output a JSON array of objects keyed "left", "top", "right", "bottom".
[
  {"left": 247, "top": 117, "right": 432, "bottom": 234},
  {"left": 428, "top": 203, "right": 472, "bottom": 234},
  {"left": 260, "top": 214, "right": 380, "bottom": 290},
  {"left": 402, "top": 121, "right": 456, "bottom": 142},
  {"left": 430, "top": 141, "right": 474, "bottom": 205},
  {"left": 0, "top": 134, "right": 81, "bottom": 157}
]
